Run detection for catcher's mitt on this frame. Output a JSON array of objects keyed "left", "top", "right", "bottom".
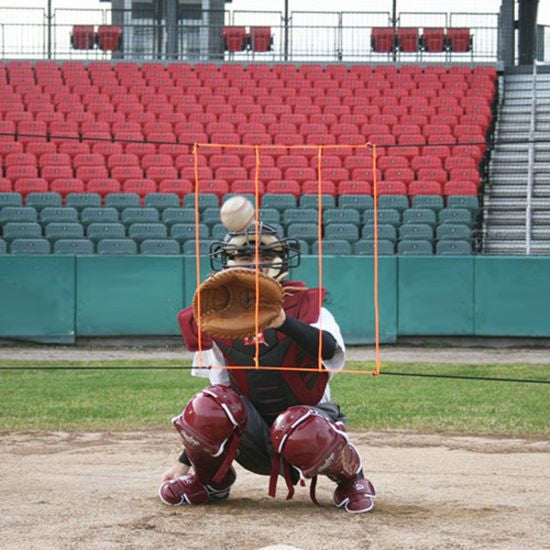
[{"left": 192, "top": 268, "right": 285, "bottom": 340}]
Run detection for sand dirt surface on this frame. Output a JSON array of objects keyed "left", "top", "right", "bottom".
[
  {"left": 1, "top": 429, "right": 549, "bottom": 550},
  {"left": 2, "top": 344, "right": 550, "bottom": 364}
]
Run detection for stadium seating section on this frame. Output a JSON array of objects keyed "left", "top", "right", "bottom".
[{"left": 0, "top": 61, "right": 496, "bottom": 255}]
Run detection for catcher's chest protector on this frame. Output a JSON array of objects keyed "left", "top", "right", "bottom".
[{"left": 215, "top": 284, "right": 329, "bottom": 424}]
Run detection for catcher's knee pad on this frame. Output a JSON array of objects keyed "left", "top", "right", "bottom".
[
  {"left": 172, "top": 384, "right": 247, "bottom": 484},
  {"left": 270, "top": 406, "right": 375, "bottom": 512},
  {"left": 270, "top": 406, "right": 361, "bottom": 479},
  {"left": 159, "top": 466, "right": 236, "bottom": 506}
]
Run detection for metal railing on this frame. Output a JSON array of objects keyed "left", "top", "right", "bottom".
[{"left": 0, "top": 6, "right": 518, "bottom": 64}]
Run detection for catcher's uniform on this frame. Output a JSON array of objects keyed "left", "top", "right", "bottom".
[{"left": 178, "top": 280, "right": 346, "bottom": 476}]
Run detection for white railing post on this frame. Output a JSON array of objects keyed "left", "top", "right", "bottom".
[{"left": 525, "top": 61, "right": 537, "bottom": 255}]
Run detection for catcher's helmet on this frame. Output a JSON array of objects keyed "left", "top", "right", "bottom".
[{"left": 209, "top": 222, "right": 301, "bottom": 279}]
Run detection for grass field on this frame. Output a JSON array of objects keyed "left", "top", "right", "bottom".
[{"left": 0, "top": 359, "right": 549, "bottom": 436}]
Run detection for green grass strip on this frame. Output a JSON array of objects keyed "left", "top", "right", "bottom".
[{"left": 0, "top": 360, "right": 549, "bottom": 436}]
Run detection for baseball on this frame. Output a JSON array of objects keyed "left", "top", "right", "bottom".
[{"left": 220, "top": 195, "right": 255, "bottom": 232}]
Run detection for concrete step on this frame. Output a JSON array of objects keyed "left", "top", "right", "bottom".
[{"left": 483, "top": 197, "right": 550, "bottom": 210}]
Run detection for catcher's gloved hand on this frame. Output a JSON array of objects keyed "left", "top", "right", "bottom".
[{"left": 192, "top": 268, "right": 285, "bottom": 340}]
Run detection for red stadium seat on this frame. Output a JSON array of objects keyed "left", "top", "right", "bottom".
[
  {"left": 0, "top": 178, "right": 13, "bottom": 192},
  {"left": 145, "top": 166, "right": 178, "bottom": 184},
  {"left": 6, "top": 165, "right": 38, "bottom": 180},
  {"left": 41, "top": 165, "right": 74, "bottom": 183},
  {"left": 266, "top": 180, "right": 301, "bottom": 196},
  {"left": 371, "top": 28, "right": 395, "bottom": 53},
  {"left": 71, "top": 26, "right": 95, "bottom": 50},
  {"left": 97, "top": 25, "right": 122, "bottom": 51},
  {"left": 4, "top": 152, "right": 37, "bottom": 167},
  {"left": 422, "top": 28, "right": 445, "bottom": 52},
  {"left": 446, "top": 28, "right": 471, "bottom": 53},
  {"left": 76, "top": 166, "right": 109, "bottom": 182},
  {"left": 123, "top": 178, "right": 157, "bottom": 198},
  {"left": 397, "top": 28, "right": 419, "bottom": 52},
  {"left": 377, "top": 155, "right": 409, "bottom": 171},
  {"left": 417, "top": 168, "right": 448, "bottom": 184},
  {"left": 444, "top": 181, "right": 477, "bottom": 195},
  {"left": 250, "top": 27, "right": 272, "bottom": 52},
  {"left": 224, "top": 27, "right": 247, "bottom": 52},
  {"left": 450, "top": 168, "right": 480, "bottom": 185},
  {"left": 376, "top": 180, "right": 408, "bottom": 196},
  {"left": 302, "top": 180, "right": 336, "bottom": 195},
  {"left": 14, "top": 178, "right": 48, "bottom": 197},
  {"left": 383, "top": 168, "right": 414, "bottom": 185},
  {"left": 338, "top": 181, "right": 372, "bottom": 195},
  {"left": 408, "top": 180, "right": 442, "bottom": 196},
  {"left": 111, "top": 166, "right": 144, "bottom": 182},
  {"left": 86, "top": 178, "right": 121, "bottom": 197},
  {"left": 158, "top": 179, "right": 192, "bottom": 197},
  {"left": 50, "top": 178, "right": 85, "bottom": 198},
  {"left": 200, "top": 179, "right": 229, "bottom": 198},
  {"left": 444, "top": 156, "right": 476, "bottom": 171}
]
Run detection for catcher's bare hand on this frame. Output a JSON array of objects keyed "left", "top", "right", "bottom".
[
  {"left": 267, "top": 307, "right": 286, "bottom": 329},
  {"left": 161, "top": 462, "right": 190, "bottom": 483}
]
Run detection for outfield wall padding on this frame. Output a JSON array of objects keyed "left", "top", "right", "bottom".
[
  {"left": 0, "top": 256, "right": 75, "bottom": 343},
  {"left": 1, "top": 255, "right": 549, "bottom": 343}
]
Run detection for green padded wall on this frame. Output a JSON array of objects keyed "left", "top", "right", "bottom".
[
  {"left": 291, "top": 256, "right": 398, "bottom": 343},
  {"left": 0, "top": 256, "right": 75, "bottom": 343},
  {"left": 474, "top": 257, "right": 550, "bottom": 336},
  {"left": 398, "top": 257, "right": 475, "bottom": 335},
  {"left": 183, "top": 256, "right": 215, "bottom": 306},
  {"left": 76, "top": 257, "right": 184, "bottom": 335}
]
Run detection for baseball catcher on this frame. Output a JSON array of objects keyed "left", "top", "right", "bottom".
[{"left": 159, "top": 222, "right": 375, "bottom": 513}]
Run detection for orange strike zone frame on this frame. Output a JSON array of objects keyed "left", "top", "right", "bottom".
[{"left": 192, "top": 142, "right": 381, "bottom": 377}]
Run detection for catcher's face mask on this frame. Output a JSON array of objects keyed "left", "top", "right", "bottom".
[{"left": 209, "top": 222, "right": 301, "bottom": 280}]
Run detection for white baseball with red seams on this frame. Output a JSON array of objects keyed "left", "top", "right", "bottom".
[{"left": 220, "top": 195, "right": 255, "bottom": 232}]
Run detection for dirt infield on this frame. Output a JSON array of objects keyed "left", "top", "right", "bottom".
[{"left": 1, "top": 429, "right": 549, "bottom": 550}]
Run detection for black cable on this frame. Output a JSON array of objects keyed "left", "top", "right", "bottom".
[{"left": 0, "top": 364, "right": 549, "bottom": 384}]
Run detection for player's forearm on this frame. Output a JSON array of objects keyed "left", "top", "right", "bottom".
[{"left": 276, "top": 315, "right": 337, "bottom": 360}]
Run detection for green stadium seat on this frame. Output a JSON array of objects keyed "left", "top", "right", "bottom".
[
  {"left": 361, "top": 223, "right": 397, "bottom": 242},
  {"left": 2, "top": 222, "right": 42, "bottom": 242},
  {"left": 45, "top": 222, "right": 85, "bottom": 242},
  {"left": 0, "top": 239, "right": 6, "bottom": 254},
  {"left": 399, "top": 223, "right": 434, "bottom": 241},
  {"left": 287, "top": 223, "right": 318, "bottom": 243},
  {"left": 363, "top": 208, "right": 401, "bottom": 227},
  {"left": 323, "top": 208, "right": 361, "bottom": 225},
  {"left": 97, "top": 238, "right": 138, "bottom": 255},
  {"left": 128, "top": 223, "right": 168, "bottom": 242},
  {"left": 0, "top": 207, "right": 38, "bottom": 224},
  {"left": 202, "top": 207, "right": 222, "bottom": 226},
  {"left": 259, "top": 208, "right": 281, "bottom": 225},
  {"left": 183, "top": 193, "right": 220, "bottom": 210},
  {"left": 435, "top": 239, "right": 472, "bottom": 255},
  {"left": 87, "top": 222, "right": 126, "bottom": 242},
  {"left": 312, "top": 239, "right": 353, "bottom": 255},
  {"left": 170, "top": 223, "right": 209, "bottom": 242},
  {"left": 324, "top": 223, "right": 360, "bottom": 242},
  {"left": 397, "top": 239, "right": 433, "bottom": 255},
  {"left": 447, "top": 195, "right": 479, "bottom": 214},
  {"left": 438, "top": 208, "right": 472, "bottom": 226},
  {"left": 121, "top": 207, "right": 160, "bottom": 226},
  {"left": 140, "top": 239, "right": 181, "bottom": 255},
  {"left": 412, "top": 195, "right": 445, "bottom": 212},
  {"left": 402, "top": 208, "right": 437, "bottom": 227},
  {"left": 261, "top": 193, "right": 297, "bottom": 211},
  {"left": 105, "top": 193, "right": 141, "bottom": 211},
  {"left": 10, "top": 238, "right": 51, "bottom": 255},
  {"left": 354, "top": 239, "right": 395, "bottom": 255},
  {"left": 182, "top": 239, "right": 215, "bottom": 255},
  {"left": 65, "top": 193, "right": 102, "bottom": 211},
  {"left": 25, "top": 192, "right": 63, "bottom": 211},
  {"left": 0, "top": 193, "right": 23, "bottom": 209},
  {"left": 297, "top": 239, "right": 309, "bottom": 254},
  {"left": 436, "top": 223, "right": 472, "bottom": 241},
  {"left": 144, "top": 193, "right": 180, "bottom": 211},
  {"left": 283, "top": 208, "right": 318, "bottom": 226},
  {"left": 338, "top": 194, "right": 373, "bottom": 211},
  {"left": 81, "top": 207, "right": 119, "bottom": 226},
  {"left": 54, "top": 239, "right": 95, "bottom": 255},
  {"left": 377, "top": 195, "right": 409, "bottom": 213},
  {"left": 40, "top": 207, "right": 79, "bottom": 224},
  {"left": 299, "top": 194, "right": 336, "bottom": 211},
  {"left": 211, "top": 223, "right": 229, "bottom": 240},
  {"left": 162, "top": 207, "right": 197, "bottom": 226}
]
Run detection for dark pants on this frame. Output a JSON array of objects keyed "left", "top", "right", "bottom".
[{"left": 235, "top": 397, "right": 346, "bottom": 476}]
